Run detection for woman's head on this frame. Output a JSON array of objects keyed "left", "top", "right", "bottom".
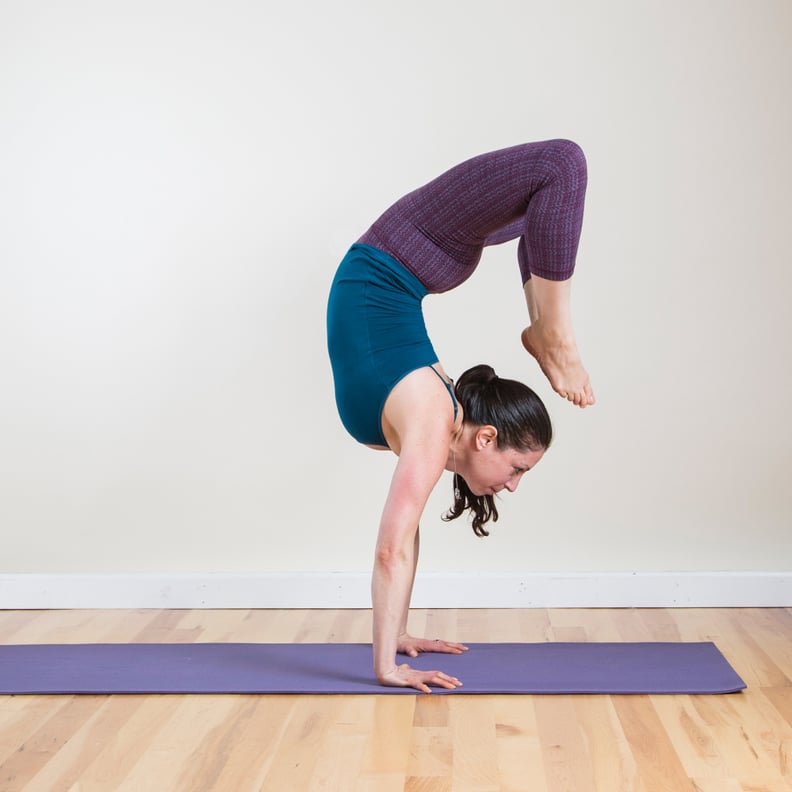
[{"left": 443, "top": 364, "right": 552, "bottom": 536}]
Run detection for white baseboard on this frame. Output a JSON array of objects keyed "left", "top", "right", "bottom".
[{"left": 0, "top": 572, "right": 790, "bottom": 609}]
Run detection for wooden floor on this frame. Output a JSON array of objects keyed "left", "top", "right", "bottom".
[{"left": 1, "top": 608, "right": 791, "bottom": 791}]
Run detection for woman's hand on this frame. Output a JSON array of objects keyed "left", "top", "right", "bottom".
[
  {"left": 379, "top": 663, "right": 463, "bottom": 694},
  {"left": 397, "top": 633, "right": 469, "bottom": 658}
]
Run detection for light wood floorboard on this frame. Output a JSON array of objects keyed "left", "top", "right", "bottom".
[{"left": 0, "top": 607, "right": 790, "bottom": 791}]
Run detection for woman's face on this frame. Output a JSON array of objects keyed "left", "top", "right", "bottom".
[{"left": 462, "top": 434, "right": 546, "bottom": 496}]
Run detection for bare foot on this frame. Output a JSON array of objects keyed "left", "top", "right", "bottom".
[{"left": 521, "top": 324, "right": 595, "bottom": 407}]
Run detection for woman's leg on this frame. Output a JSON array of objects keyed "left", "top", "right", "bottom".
[
  {"left": 521, "top": 276, "right": 595, "bottom": 407},
  {"left": 518, "top": 141, "right": 594, "bottom": 407},
  {"left": 523, "top": 277, "right": 540, "bottom": 324}
]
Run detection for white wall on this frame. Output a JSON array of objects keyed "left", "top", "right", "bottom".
[{"left": 1, "top": 1, "right": 790, "bottom": 587}]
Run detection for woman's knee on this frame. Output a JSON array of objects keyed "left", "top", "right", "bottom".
[{"left": 543, "top": 139, "right": 587, "bottom": 185}]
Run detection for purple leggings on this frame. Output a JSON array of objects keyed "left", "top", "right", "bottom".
[{"left": 358, "top": 139, "right": 587, "bottom": 293}]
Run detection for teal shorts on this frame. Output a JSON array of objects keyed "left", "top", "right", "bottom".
[{"left": 326, "top": 244, "right": 438, "bottom": 447}]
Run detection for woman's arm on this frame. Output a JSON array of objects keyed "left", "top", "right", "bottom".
[
  {"left": 372, "top": 368, "right": 466, "bottom": 692},
  {"left": 371, "top": 442, "right": 442, "bottom": 677},
  {"left": 393, "top": 527, "right": 469, "bottom": 660}
]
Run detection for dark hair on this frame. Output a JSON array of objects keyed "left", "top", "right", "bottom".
[{"left": 442, "top": 364, "right": 552, "bottom": 537}]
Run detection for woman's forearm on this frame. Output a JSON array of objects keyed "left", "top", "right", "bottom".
[
  {"left": 397, "top": 528, "right": 419, "bottom": 638},
  {"left": 371, "top": 537, "right": 416, "bottom": 680}
]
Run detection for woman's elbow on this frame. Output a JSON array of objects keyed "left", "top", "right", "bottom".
[{"left": 374, "top": 544, "right": 412, "bottom": 573}]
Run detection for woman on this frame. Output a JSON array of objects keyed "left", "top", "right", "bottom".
[{"left": 327, "top": 140, "right": 593, "bottom": 693}]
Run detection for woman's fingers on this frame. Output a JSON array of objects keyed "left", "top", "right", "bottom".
[
  {"left": 383, "top": 663, "right": 464, "bottom": 694},
  {"left": 398, "top": 633, "right": 469, "bottom": 656},
  {"left": 425, "top": 638, "right": 469, "bottom": 654},
  {"left": 428, "top": 670, "right": 463, "bottom": 689},
  {"left": 409, "top": 668, "right": 462, "bottom": 693}
]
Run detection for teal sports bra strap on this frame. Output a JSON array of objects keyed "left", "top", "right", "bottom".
[{"left": 429, "top": 365, "right": 459, "bottom": 423}]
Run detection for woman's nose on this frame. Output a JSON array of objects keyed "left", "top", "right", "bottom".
[{"left": 504, "top": 472, "right": 525, "bottom": 493}]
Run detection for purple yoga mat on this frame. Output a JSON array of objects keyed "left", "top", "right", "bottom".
[{"left": 0, "top": 642, "right": 745, "bottom": 695}]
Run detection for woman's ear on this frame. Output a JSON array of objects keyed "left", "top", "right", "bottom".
[{"left": 475, "top": 425, "right": 498, "bottom": 450}]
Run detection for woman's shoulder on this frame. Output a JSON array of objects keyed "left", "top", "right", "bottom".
[{"left": 381, "top": 366, "right": 460, "bottom": 457}]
